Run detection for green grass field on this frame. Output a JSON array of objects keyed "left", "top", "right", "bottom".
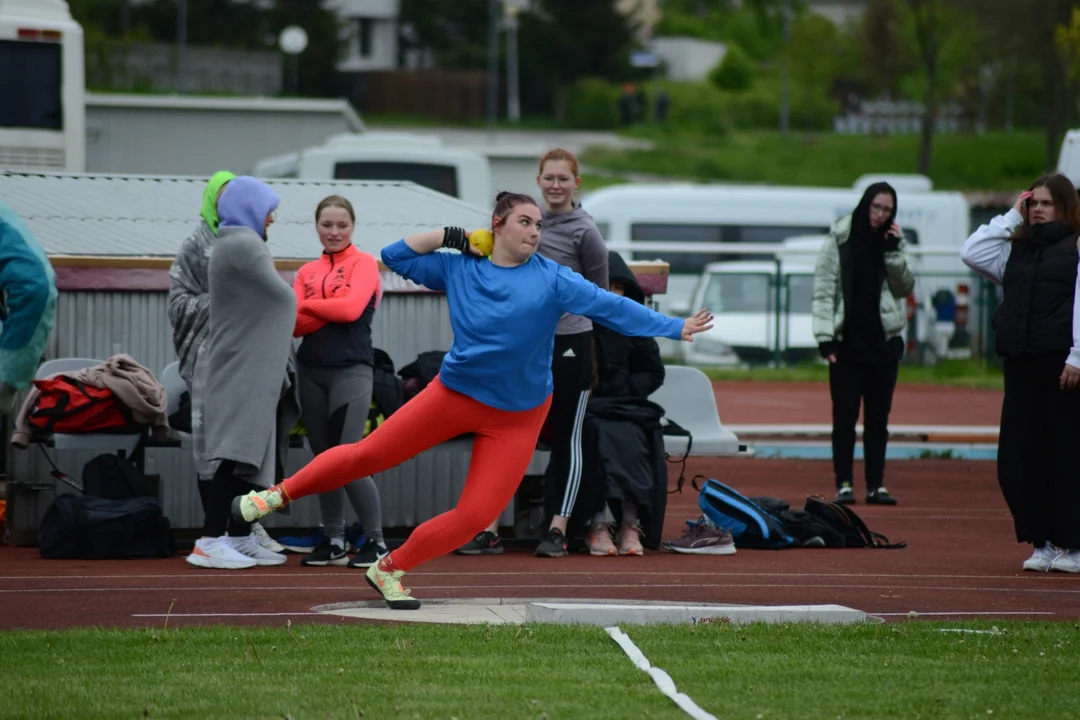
[
  {"left": 580, "top": 130, "right": 1046, "bottom": 192},
  {"left": 699, "top": 358, "right": 1004, "bottom": 390},
  {"left": 2, "top": 621, "right": 1077, "bottom": 719}
]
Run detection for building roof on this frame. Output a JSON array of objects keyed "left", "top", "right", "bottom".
[
  {"left": 86, "top": 93, "right": 366, "bottom": 131},
  {"left": 0, "top": 172, "right": 491, "bottom": 260}
]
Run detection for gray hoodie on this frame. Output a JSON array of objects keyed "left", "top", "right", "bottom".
[{"left": 538, "top": 201, "right": 609, "bottom": 335}]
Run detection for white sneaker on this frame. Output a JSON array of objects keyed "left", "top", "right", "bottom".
[
  {"left": 1048, "top": 548, "right": 1080, "bottom": 573},
  {"left": 186, "top": 537, "right": 257, "bottom": 570},
  {"left": 1022, "top": 545, "right": 1056, "bottom": 572},
  {"left": 228, "top": 534, "right": 288, "bottom": 566},
  {"left": 251, "top": 522, "right": 285, "bottom": 553}
]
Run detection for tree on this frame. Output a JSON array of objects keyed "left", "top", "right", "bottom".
[
  {"left": 70, "top": 0, "right": 341, "bottom": 96},
  {"left": 398, "top": 0, "right": 493, "bottom": 70},
  {"left": 1056, "top": 6, "right": 1080, "bottom": 120},
  {"left": 858, "top": 0, "right": 912, "bottom": 99},
  {"left": 518, "top": 0, "right": 640, "bottom": 121},
  {"left": 908, "top": 0, "right": 940, "bottom": 176},
  {"left": 955, "top": 0, "right": 1076, "bottom": 170}
]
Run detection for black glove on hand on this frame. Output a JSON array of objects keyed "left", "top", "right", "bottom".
[
  {"left": 442, "top": 226, "right": 469, "bottom": 253},
  {"left": 818, "top": 341, "right": 839, "bottom": 360},
  {"left": 883, "top": 234, "right": 901, "bottom": 252}
]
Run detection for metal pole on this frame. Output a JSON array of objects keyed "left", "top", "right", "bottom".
[
  {"left": 780, "top": 0, "right": 791, "bottom": 135},
  {"left": 177, "top": 0, "right": 187, "bottom": 94},
  {"left": 506, "top": 8, "right": 520, "bottom": 124},
  {"left": 772, "top": 260, "right": 783, "bottom": 367},
  {"left": 486, "top": 0, "right": 500, "bottom": 138}
]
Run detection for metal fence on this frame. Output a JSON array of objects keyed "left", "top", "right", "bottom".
[
  {"left": 5, "top": 290, "right": 533, "bottom": 542},
  {"left": 607, "top": 241, "right": 991, "bottom": 368}
]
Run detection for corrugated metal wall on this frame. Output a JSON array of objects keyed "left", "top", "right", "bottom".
[{"left": 9, "top": 290, "right": 534, "bottom": 537}]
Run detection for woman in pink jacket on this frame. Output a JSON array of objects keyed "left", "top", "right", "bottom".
[{"left": 292, "top": 195, "right": 388, "bottom": 569}]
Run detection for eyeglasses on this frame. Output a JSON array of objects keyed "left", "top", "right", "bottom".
[{"left": 870, "top": 203, "right": 893, "bottom": 215}]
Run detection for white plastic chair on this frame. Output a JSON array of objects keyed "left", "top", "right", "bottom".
[
  {"left": 649, "top": 365, "right": 742, "bottom": 457},
  {"left": 159, "top": 361, "right": 192, "bottom": 448},
  {"left": 34, "top": 357, "right": 143, "bottom": 456}
]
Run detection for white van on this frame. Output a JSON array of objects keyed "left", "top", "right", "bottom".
[
  {"left": 252, "top": 132, "right": 493, "bottom": 207},
  {"left": 580, "top": 180, "right": 971, "bottom": 319},
  {"left": 683, "top": 235, "right": 824, "bottom": 366},
  {"left": 1059, "top": 129, "right": 1080, "bottom": 187}
]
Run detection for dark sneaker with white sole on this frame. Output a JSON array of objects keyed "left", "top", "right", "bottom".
[
  {"left": 455, "top": 530, "right": 505, "bottom": 555},
  {"left": 535, "top": 527, "right": 569, "bottom": 557},
  {"left": 347, "top": 538, "right": 390, "bottom": 568},
  {"left": 300, "top": 540, "right": 349, "bottom": 567},
  {"left": 835, "top": 484, "right": 855, "bottom": 505},
  {"left": 866, "top": 487, "right": 898, "bottom": 505}
]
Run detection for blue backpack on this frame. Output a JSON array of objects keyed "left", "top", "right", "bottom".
[{"left": 696, "top": 476, "right": 796, "bottom": 550}]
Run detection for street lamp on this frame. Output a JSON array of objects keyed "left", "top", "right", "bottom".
[
  {"left": 505, "top": 3, "right": 521, "bottom": 124},
  {"left": 279, "top": 25, "right": 309, "bottom": 96},
  {"left": 176, "top": 0, "right": 187, "bottom": 93}
]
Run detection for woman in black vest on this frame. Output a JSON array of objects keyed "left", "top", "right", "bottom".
[{"left": 961, "top": 173, "right": 1080, "bottom": 574}]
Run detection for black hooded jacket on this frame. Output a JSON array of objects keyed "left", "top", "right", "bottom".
[
  {"left": 839, "top": 182, "right": 903, "bottom": 363},
  {"left": 593, "top": 252, "right": 665, "bottom": 398}
]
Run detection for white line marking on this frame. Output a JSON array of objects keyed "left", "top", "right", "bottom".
[
  {"left": 131, "top": 612, "right": 321, "bottom": 618},
  {"left": 607, "top": 626, "right": 717, "bottom": 720},
  {"left": 3, "top": 570, "right": 1065, "bottom": 581},
  {"left": 3, "top": 583, "right": 1079, "bottom": 595},
  {"left": 873, "top": 611, "right": 1055, "bottom": 617}
]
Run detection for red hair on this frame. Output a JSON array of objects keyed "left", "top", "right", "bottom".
[{"left": 538, "top": 148, "right": 580, "bottom": 177}]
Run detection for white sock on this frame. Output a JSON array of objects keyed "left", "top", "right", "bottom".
[
  {"left": 330, "top": 537, "right": 344, "bottom": 549},
  {"left": 621, "top": 500, "right": 638, "bottom": 525}
]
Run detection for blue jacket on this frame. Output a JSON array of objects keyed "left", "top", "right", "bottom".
[{"left": 0, "top": 200, "right": 57, "bottom": 389}]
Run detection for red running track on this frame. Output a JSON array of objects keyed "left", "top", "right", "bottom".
[
  {"left": 713, "top": 381, "right": 1003, "bottom": 425},
  {"left": 2, "top": 458, "right": 1076, "bottom": 631}
]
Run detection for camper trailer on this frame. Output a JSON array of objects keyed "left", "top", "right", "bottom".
[
  {"left": 0, "top": 0, "right": 85, "bottom": 172},
  {"left": 581, "top": 179, "right": 971, "bottom": 315}
]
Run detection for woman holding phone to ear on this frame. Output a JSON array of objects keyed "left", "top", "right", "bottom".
[
  {"left": 812, "top": 181, "right": 915, "bottom": 507},
  {"left": 961, "top": 173, "right": 1080, "bottom": 574}
]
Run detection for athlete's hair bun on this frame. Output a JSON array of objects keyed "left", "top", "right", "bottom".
[{"left": 495, "top": 191, "right": 512, "bottom": 202}]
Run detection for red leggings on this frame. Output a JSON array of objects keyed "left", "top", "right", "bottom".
[{"left": 282, "top": 378, "right": 551, "bottom": 571}]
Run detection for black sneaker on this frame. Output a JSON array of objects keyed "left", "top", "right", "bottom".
[
  {"left": 300, "top": 540, "right": 349, "bottom": 567},
  {"left": 866, "top": 487, "right": 898, "bottom": 505},
  {"left": 347, "top": 538, "right": 389, "bottom": 568},
  {"left": 835, "top": 484, "right": 856, "bottom": 505},
  {"left": 535, "top": 527, "right": 569, "bottom": 558},
  {"left": 455, "top": 531, "right": 505, "bottom": 555}
]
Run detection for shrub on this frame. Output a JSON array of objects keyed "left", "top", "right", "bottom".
[
  {"left": 563, "top": 78, "right": 620, "bottom": 130},
  {"left": 653, "top": 81, "right": 731, "bottom": 136},
  {"left": 709, "top": 43, "right": 754, "bottom": 92}
]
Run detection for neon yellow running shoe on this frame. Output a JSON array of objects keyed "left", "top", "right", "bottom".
[
  {"left": 365, "top": 563, "right": 421, "bottom": 610},
  {"left": 231, "top": 485, "right": 288, "bottom": 524}
]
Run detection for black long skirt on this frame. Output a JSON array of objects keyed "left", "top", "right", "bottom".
[{"left": 998, "top": 352, "right": 1080, "bottom": 549}]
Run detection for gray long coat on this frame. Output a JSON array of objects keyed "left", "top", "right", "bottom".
[{"left": 204, "top": 226, "right": 300, "bottom": 487}]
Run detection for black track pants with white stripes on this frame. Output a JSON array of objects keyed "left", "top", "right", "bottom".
[{"left": 542, "top": 330, "right": 595, "bottom": 523}]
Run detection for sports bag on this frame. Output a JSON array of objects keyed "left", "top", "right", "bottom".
[
  {"left": 27, "top": 376, "right": 139, "bottom": 434},
  {"left": 804, "top": 495, "right": 906, "bottom": 549},
  {"left": 697, "top": 476, "right": 796, "bottom": 549}
]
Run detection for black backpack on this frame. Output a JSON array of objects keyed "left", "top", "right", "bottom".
[
  {"left": 367, "top": 348, "right": 404, "bottom": 436},
  {"left": 753, "top": 496, "right": 847, "bottom": 548},
  {"left": 804, "top": 495, "right": 906, "bottom": 549},
  {"left": 38, "top": 494, "right": 175, "bottom": 559},
  {"left": 398, "top": 350, "right": 446, "bottom": 401},
  {"left": 37, "top": 452, "right": 175, "bottom": 559}
]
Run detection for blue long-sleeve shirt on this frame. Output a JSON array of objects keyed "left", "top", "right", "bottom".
[{"left": 382, "top": 240, "right": 683, "bottom": 411}]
